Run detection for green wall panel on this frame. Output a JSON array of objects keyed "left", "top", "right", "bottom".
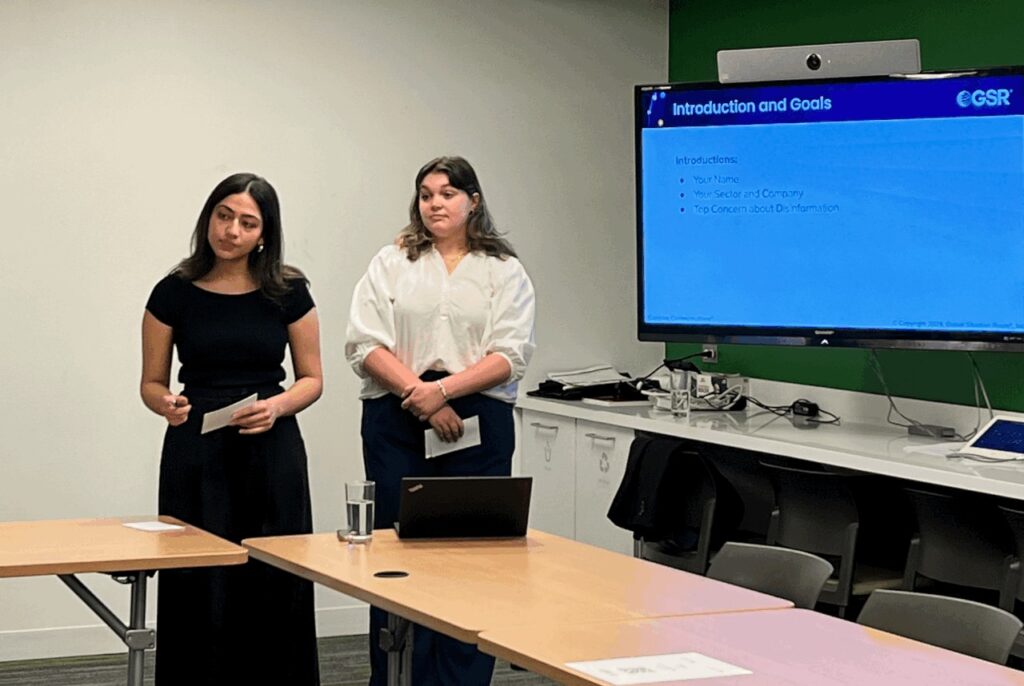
[
  {"left": 666, "top": 0, "right": 1024, "bottom": 410},
  {"left": 669, "top": 0, "right": 1024, "bottom": 81}
]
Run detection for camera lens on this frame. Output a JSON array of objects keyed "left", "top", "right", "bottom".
[{"left": 806, "top": 53, "right": 822, "bottom": 71}]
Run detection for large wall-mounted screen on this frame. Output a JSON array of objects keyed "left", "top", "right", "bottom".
[{"left": 636, "top": 68, "right": 1024, "bottom": 350}]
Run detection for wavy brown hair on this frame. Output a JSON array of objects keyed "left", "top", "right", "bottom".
[
  {"left": 173, "top": 173, "right": 306, "bottom": 302},
  {"left": 398, "top": 156, "right": 516, "bottom": 261}
]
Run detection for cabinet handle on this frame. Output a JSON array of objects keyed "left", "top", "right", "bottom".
[
  {"left": 530, "top": 422, "right": 559, "bottom": 431},
  {"left": 585, "top": 432, "right": 616, "bottom": 442}
]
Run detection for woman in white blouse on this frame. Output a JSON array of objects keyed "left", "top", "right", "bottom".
[{"left": 346, "top": 156, "right": 535, "bottom": 686}]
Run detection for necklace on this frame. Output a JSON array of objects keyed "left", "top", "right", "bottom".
[{"left": 442, "top": 248, "right": 469, "bottom": 271}]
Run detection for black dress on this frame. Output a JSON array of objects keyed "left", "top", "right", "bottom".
[{"left": 146, "top": 274, "right": 320, "bottom": 686}]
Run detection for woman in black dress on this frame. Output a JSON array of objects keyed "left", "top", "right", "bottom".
[{"left": 141, "top": 173, "right": 322, "bottom": 685}]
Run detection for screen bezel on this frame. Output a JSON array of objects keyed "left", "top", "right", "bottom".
[{"left": 635, "top": 67, "right": 1024, "bottom": 351}]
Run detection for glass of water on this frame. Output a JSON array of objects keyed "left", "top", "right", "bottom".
[
  {"left": 342, "top": 480, "right": 375, "bottom": 544},
  {"left": 669, "top": 369, "right": 689, "bottom": 417}
]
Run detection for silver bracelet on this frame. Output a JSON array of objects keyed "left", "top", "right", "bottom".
[{"left": 435, "top": 380, "right": 450, "bottom": 402}]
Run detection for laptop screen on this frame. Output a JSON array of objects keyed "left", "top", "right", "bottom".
[
  {"left": 971, "top": 419, "right": 1024, "bottom": 455},
  {"left": 396, "top": 476, "right": 532, "bottom": 539}
]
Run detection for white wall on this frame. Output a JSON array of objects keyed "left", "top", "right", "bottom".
[{"left": 0, "top": 0, "right": 666, "bottom": 660}]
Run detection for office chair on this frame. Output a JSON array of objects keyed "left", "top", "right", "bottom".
[
  {"left": 704, "top": 445, "right": 774, "bottom": 543},
  {"left": 903, "top": 488, "right": 1016, "bottom": 604},
  {"left": 639, "top": 450, "right": 742, "bottom": 574},
  {"left": 996, "top": 504, "right": 1024, "bottom": 611},
  {"left": 706, "top": 541, "right": 833, "bottom": 609},
  {"left": 857, "top": 589, "right": 1022, "bottom": 664},
  {"left": 996, "top": 504, "right": 1024, "bottom": 660},
  {"left": 761, "top": 461, "right": 902, "bottom": 616}
]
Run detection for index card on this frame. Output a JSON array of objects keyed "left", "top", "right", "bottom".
[
  {"left": 425, "top": 416, "right": 482, "bottom": 459},
  {"left": 200, "top": 393, "right": 258, "bottom": 435},
  {"left": 124, "top": 521, "right": 185, "bottom": 532}
]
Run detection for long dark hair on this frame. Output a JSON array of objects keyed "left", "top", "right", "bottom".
[
  {"left": 398, "top": 156, "right": 516, "bottom": 261},
  {"left": 174, "top": 173, "right": 305, "bottom": 300}
]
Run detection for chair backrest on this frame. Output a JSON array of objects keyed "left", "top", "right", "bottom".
[
  {"left": 639, "top": 448, "right": 721, "bottom": 574},
  {"left": 677, "top": 447, "right": 718, "bottom": 532},
  {"left": 998, "top": 504, "right": 1024, "bottom": 602},
  {"left": 706, "top": 542, "right": 833, "bottom": 609},
  {"left": 905, "top": 488, "right": 1013, "bottom": 590},
  {"left": 761, "top": 462, "right": 859, "bottom": 556},
  {"left": 857, "top": 589, "right": 1022, "bottom": 664},
  {"left": 706, "top": 447, "right": 774, "bottom": 541}
]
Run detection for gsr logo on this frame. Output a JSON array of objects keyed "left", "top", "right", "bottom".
[{"left": 956, "top": 88, "right": 1012, "bottom": 108}]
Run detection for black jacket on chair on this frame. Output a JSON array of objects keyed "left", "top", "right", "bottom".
[{"left": 607, "top": 436, "right": 690, "bottom": 541}]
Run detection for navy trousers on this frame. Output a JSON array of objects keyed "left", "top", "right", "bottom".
[
  {"left": 156, "top": 385, "right": 320, "bottom": 686},
  {"left": 361, "top": 378, "right": 514, "bottom": 686}
]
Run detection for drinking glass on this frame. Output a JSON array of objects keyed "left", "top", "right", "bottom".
[
  {"left": 342, "top": 480, "right": 375, "bottom": 543},
  {"left": 669, "top": 369, "right": 689, "bottom": 417}
]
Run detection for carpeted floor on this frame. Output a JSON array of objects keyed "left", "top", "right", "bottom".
[{"left": 0, "top": 634, "right": 557, "bottom": 685}]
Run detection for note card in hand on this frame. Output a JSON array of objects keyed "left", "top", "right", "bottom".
[
  {"left": 425, "top": 416, "right": 482, "bottom": 459},
  {"left": 200, "top": 393, "right": 258, "bottom": 435}
]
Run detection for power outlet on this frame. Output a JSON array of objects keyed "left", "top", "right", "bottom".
[{"left": 702, "top": 344, "right": 718, "bottom": 363}]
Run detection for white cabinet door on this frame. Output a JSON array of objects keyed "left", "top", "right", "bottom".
[
  {"left": 574, "top": 419, "right": 635, "bottom": 556},
  {"left": 519, "top": 409, "right": 576, "bottom": 539}
]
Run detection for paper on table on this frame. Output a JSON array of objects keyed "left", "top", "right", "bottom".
[
  {"left": 547, "top": 364, "right": 625, "bottom": 387},
  {"left": 124, "top": 521, "right": 185, "bottom": 532},
  {"left": 425, "top": 415, "right": 481, "bottom": 459},
  {"left": 566, "top": 652, "right": 751, "bottom": 684},
  {"left": 200, "top": 393, "right": 258, "bottom": 435}
]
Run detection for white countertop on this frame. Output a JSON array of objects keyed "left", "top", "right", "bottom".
[{"left": 517, "top": 395, "right": 1024, "bottom": 500}]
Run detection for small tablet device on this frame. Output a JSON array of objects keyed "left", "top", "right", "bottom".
[{"left": 956, "top": 416, "right": 1024, "bottom": 460}]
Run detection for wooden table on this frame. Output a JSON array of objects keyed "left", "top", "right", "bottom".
[
  {"left": 478, "top": 608, "right": 1024, "bottom": 685},
  {"left": 243, "top": 529, "right": 792, "bottom": 685},
  {"left": 0, "top": 516, "right": 247, "bottom": 686}
]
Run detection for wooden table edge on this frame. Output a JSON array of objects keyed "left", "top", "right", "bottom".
[
  {"left": 243, "top": 538, "right": 481, "bottom": 643},
  {"left": 476, "top": 630, "right": 596, "bottom": 686},
  {"left": 476, "top": 607, "right": 798, "bottom": 684},
  {"left": 0, "top": 549, "right": 248, "bottom": 578}
]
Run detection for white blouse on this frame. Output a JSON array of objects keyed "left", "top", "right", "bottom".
[{"left": 345, "top": 245, "right": 536, "bottom": 403}]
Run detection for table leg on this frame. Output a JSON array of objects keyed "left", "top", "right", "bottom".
[
  {"left": 380, "top": 612, "right": 413, "bottom": 686},
  {"left": 58, "top": 572, "right": 154, "bottom": 686},
  {"left": 126, "top": 572, "right": 148, "bottom": 686}
]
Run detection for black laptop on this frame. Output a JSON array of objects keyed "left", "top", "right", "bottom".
[{"left": 394, "top": 476, "right": 532, "bottom": 539}]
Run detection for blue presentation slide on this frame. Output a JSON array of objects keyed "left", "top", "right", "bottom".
[{"left": 640, "top": 76, "right": 1024, "bottom": 334}]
